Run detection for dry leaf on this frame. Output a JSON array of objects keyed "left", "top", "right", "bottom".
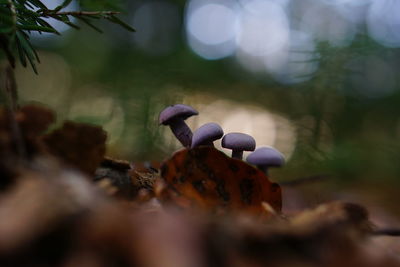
[{"left": 159, "top": 147, "right": 282, "bottom": 215}]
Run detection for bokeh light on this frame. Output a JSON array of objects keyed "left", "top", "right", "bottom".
[
  {"left": 183, "top": 0, "right": 400, "bottom": 85},
  {"left": 237, "top": 0, "right": 289, "bottom": 56},
  {"left": 367, "top": 0, "right": 400, "bottom": 47},
  {"left": 185, "top": 0, "right": 239, "bottom": 60},
  {"left": 235, "top": 0, "right": 290, "bottom": 77},
  {"left": 300, "top": 2, "right": 356, "bottom": 47},
  {"left": 332, "top": 0, "right": 372, "bottom": 24}
]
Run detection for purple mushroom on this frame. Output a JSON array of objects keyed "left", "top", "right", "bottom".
[
  {"left": 191, "top": 122, "right": 224, "bottom": 148},
  {"left": 246, "top": 146, "right": 285, "bottom": 175},
  {"left": 159, "top": 104, "right": 198, "bottom": 147},
  {"left": 221, "top": 132, "right": 256, "bottom": 159}
]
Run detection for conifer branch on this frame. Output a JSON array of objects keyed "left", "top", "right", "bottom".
[
  {"left": 0, "top": 0, "right": 135, "bottom": 73},
  {"left": 6, "top": 0, "right": 16, "bottom": 27},
  {"left": 40, "top": 10, "right": 120, "bottom": 16}
]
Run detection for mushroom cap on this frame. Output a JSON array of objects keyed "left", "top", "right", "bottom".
[
  {"left": 221, "top": 133, "right": 256, "bottom": 151},
  {"left": 159, "top": 104, "right": 198, "bottom": 125},
  {"left": 246, "top": 147, "right": 285, "bottom": 167},
  {"left": 191, "top": 122, "right": 224, "bottom": 148}
]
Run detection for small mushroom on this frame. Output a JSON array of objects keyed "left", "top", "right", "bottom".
[
  {"left": 191, "top": 122, "right": 224, "bottom": 148},
  {"left": 159, "top": 104, "right": 198, "bottom": 147},
  {"left": 221, "top": 132, "right": 256, "bottom": 159},
  {"left": 246, "top": 146, "right": 285, "bottom": 175}
]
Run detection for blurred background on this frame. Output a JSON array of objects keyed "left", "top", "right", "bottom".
[{"left": 10, "top": 0, "right": 400, "bottom": 213}]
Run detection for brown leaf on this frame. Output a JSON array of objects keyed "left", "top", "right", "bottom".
[
  {"left": 159, "top": 147, "right": 282, "bottom": 215},
  {"left": 17, "top": 104, "right": 55, "bottom": 138},
  {"left": 43, "top": 121, "right": 107, "bottom": 175}
]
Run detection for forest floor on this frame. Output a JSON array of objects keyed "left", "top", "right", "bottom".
[{"left": 0, "top": 104, "right": 399, "bottom": 267}]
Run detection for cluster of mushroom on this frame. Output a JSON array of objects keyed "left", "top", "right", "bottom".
[{"left": 159, "top": 104, "right": 285, "bottom": 175}]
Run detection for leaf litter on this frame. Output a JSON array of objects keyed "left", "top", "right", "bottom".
[{"left": 0, "top": 104, "right": 397, "bottom": 266}]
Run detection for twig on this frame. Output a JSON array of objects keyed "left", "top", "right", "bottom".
[
  {"left": 7, "top": 0, "right": 17, "bottom": 26},
  {"left": 4, "top": 65, "right": 18, "bottom": 111},
  {"left": 1, "top": 2, "right": 25, "bottom": 158},
  {"left": 1, "top": 64, "right": 26, "bottom": 159},
  {"left": 40, "top": 10, "right": 120, "bottom": 16},
  {"left": 0, "top": 34, "right": 15, "bottom": 68},
  {"left": 372, "top": 229, "right": 400, "bottom": 237}
]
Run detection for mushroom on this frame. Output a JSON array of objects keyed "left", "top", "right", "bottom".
[
  {"left": 159, "top": 104, "right": 198, "bottom": 147},
  {"left": 191, "top": 122, "right": 224, "bottom": 148},
  {"left": 246, "top": 146, "right": 285, "bottom": 175},
  {"left": 221, "top": 132, "right": 256, "bottom": 159}
]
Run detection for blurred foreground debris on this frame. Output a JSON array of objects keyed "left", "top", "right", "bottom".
[
  {"left": 0, "top": 104, "right": 398, "bottom": 266},
  {"left": 43, "top": 121, "right": 107, "bottom": 175}
]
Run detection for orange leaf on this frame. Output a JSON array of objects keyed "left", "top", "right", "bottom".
[{"left": 160, "top": 147, "right": 282, "bottom": 215}]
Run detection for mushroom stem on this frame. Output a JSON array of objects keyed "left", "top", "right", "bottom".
[
  {"left": 169, "top": 119, "right": 193, "bottom": 147},
  {"left": 231, "top": 150, "right": 243, "bottom": 159}
]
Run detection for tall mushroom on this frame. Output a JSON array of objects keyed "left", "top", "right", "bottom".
[
  {"left": 191, "top": 122, "right": 224, "bottom": 148},
  {"left": 221, "top": 132, "right": 256, "bottom": 160},
  {"left": 159, "top": 104, "right": 198, "bottom": 147},
  {"left": 246, "top": 146, "right": 285, "bottom": 175}
]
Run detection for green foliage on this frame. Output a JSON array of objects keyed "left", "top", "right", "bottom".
[{"left": 0, "top": 0, "right": 134, "bottom": 74}]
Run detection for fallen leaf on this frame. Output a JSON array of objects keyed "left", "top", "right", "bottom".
[{"left": 159, "top": 147, "right": 282, "bottom": 215}]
